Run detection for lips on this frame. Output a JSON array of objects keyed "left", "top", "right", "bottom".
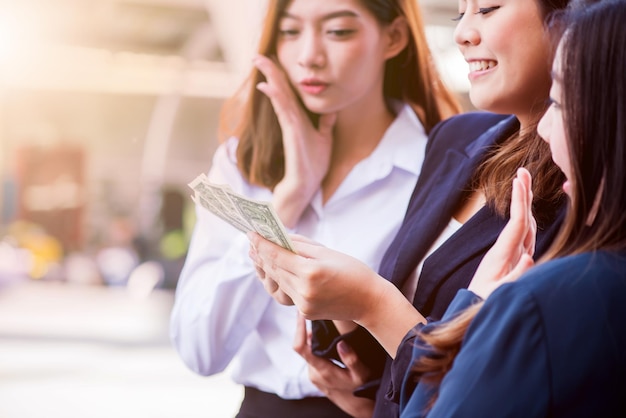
[{"left": 299, "top": 78, "right": 329, "bottom": 95}]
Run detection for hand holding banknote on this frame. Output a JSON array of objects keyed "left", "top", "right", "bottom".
[{"left": 188, "top": 174, "right": 295, "bottom": 252}]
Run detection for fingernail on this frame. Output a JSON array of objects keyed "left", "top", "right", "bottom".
[{"left": 337, "top": 341, "right": 350, "bottom": 355}]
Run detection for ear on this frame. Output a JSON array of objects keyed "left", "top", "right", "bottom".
[{"left": 383, "top": 16, "right": 410, "bottom": 60}]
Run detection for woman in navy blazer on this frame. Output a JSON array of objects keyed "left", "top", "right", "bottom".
[
  {"left": 394, "top": 2, "right": 626, "bottom": 416},
  {"left": 308, "top": 112, "right": 566, "bottom": 414},
  {"left": 248, "top": 0, "right": 571, "bottom": 416}
]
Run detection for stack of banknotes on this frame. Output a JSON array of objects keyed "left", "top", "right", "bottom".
[{"left": 188, "top": 174, "right": 295, "bottom": 252}]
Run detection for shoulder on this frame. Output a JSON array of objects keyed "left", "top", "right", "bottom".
[
  {"left": 210, "top": 137, "right": 239, "bottom": 171},
  {"left": 425, "top": 112, "right": 515, "bottom": 156},
  {"left": 221, "top": 136, "right": 240, "bottom": 163},
  {"left": 207, "top": 137, "right": 258, "bottom": 194},
  {"left": 429, "top": 112, "right": 512, "bottom": 141},
  {"left": 517, "top": 251, "right": 626, "bottom": 293},
  {"left": 485, "top": 251, "right": 626, "bottom": 330}
]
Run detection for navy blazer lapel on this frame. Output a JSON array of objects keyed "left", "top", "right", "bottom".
[
  {"left": 388, "top": 150, "right": 474, "bottom": 287},
  {"left": 383, "top": 116, "right": 518, "bottom": 290},
  {"left": 412, "top": 206, "right": 506, "bottom": 315}
]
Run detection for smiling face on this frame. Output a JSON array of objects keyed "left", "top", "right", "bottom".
[
  {"left": 275, "top": 0, "right": 400, "bottom": 115},
  {"left": 453, "top": 0, "right": 553, "bottom": 125},
  {"left": 537, "top": 44, "right": 572, "bottom": 195}
]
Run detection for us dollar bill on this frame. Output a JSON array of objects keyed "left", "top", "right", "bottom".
[
  {"left": 189, "top": 177, "right": 253, "bottom": 233},
  {"left": 188, "top": 174, "right": 295, "bottom": 252}
]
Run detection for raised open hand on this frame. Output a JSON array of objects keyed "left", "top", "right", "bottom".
[{"left": 468, "top": 168, "right": 537, "bottom": 299}]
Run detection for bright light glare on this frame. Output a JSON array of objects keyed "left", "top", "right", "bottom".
[
  {"left": 425, "top": 25, "right": 470, "bottom": 93},
  {"left": 0, "top": 13, "right": 22, "bottom": 62},
  {"left": 0, "top": 6, "right": 47, "bottom": 66}
]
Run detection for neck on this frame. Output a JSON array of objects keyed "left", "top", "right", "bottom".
[
  {"left": 320, "top": 97, "right": 396, "bottom": 203},
  {"left": 516, "top": 115, "right": 533, "bottom": 134},
  {"left": 332, "top": 98, "right": 396, "bottom": 163},
  {"left": 516, "top": 98, "right": 549, "bottom": 134}
]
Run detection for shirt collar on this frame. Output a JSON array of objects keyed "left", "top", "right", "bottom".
[{"left": 366, "top": 102, "right": 427, "bottom": 177}]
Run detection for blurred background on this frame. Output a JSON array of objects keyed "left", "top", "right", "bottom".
[{"left": 0, "top": 1, "right": 466, "bottom": 417}]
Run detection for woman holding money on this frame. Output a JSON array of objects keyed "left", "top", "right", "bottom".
[{"left": 169, "top": 0, "right": 460, "bottom": 417}]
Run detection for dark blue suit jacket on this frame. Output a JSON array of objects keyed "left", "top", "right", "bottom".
[
  {"left": 311, "top": 112, "right": 566, "bottom": 418},
  {"left": 396, "top": 251, "right": 626, "bottom": 418}
]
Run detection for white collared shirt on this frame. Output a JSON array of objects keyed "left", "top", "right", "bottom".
[{"left": 170, "top": 104, "right": 427, "bottom": 399}]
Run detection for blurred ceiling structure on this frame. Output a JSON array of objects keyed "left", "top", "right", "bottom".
[{"left": 0, "top": 0, "right": 461, "bottom": 98}]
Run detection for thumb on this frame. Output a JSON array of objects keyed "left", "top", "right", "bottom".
[{"left": 318, "top": 113, "right": 337, "bottom": 137}]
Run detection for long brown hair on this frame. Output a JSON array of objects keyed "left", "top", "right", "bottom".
[
  {"left": 472, "top": 0, "right": 571, "bottom": 225},
  {"left": 218, "top": 0, "right": 461, "bottom": 189}
]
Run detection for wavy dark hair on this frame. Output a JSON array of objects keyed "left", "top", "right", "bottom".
[{"left": 218, "top": 0, "right": 461, "bottom": 189}]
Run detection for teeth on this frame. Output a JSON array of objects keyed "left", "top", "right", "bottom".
[{"left": 469, "top": 60, "right": 496, "bottom": 72}]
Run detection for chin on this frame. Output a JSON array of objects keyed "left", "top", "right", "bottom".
[
  {"left": 468, "top": 90, "right": 492, "bottom": 112},
  {"left": 301, "top": 96, "right": 344, "bottom": 115},
  {"left": 469, "top": 92, "right": 510, "bottom": 115}
]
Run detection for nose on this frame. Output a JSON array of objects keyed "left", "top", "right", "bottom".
[
  {"left": 537, "top": 107, "right": 551, "bottom": 144},
  {"left": 453, "top": 15, "right": 481, "bottom": 48},
  {"left": 298, "top": 30, "right": 326, "bottom": 69}
]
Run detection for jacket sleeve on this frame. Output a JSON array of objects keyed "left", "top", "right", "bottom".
[
  {"left": 404, "top": 284, "right": 550, "bottom": 418},
  {"left": 169, "top": 141, "right": 274, "bottom": 376},
  {"left": 392, "top": 290, "right": 481, "bottom": 408}
]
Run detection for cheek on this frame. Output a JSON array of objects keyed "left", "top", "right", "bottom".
[
  {"left": 344, "top": 43, "right": 387, "bottom": 80},
  {"left": 276, "top": 43, "right": 299, "bottom": 74},
  {"left": 554, "top": 122, "right": 570, "bottom": 172}
]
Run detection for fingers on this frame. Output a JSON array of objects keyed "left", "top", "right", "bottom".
[
  {"left": 254, "top": 55, "right": 301, "bottom": 126},
  {"left": 524, "top": 215, "right": 537, "bottom": 257},
  {"left": 249, "top": 232, "right": 296, "bottom": 305},
  {"left": 292, "top": 316, "right": 375, "bottom": 417},
  {"left": 516, "top": 168, "right": 536, "bottom": 258},
  {"left": 293, "top": 312, "right": 309, "bottom": 356},
  {"left": 500, "top": 168, "right": 535, "bottom": 250},
  {"left": 289, "top": 234, "right": 321, "bottom": 245},
  {"left": 248, "top": 232, "right": 303, "bottom": 302},
  {"left": 336, "top": 341, "right": 370, "bottom": 385},
  {"left": 510, "top": 170, "right": 530, "bottom": 228},
  {"left": 468, "top": 168, "right": 538, "bottom": 299},
  {"left": 294, "top": 323, "right": 342, "bottom": 379}
]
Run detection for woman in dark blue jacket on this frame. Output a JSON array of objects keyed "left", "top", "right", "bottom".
[{"left": 395, "top": 2, "right": 626, "bottom": 416}]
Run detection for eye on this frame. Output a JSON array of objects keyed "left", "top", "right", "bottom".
[
  {"left": 278, "top": 28, "right": 300, "bottom": 38},
  {"left": 326, "top": 29, "right": 355, "bottom": 38},
  {"left": 475, "top": 6, "right": 500, "bottom": 15},
  {"left": 547, "top": 97, "right": 561, "bottom": 110},
  {"left": 451, "top": 13, "right": 465, "bottom": 22}
]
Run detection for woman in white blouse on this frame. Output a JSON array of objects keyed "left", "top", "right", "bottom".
[{"left": 169, "top": 0, "right": 459, "bottom": 416}]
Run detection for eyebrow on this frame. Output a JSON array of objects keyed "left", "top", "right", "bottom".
[{"left": 281, "top": 10, "right": 359, "bottom": 22}]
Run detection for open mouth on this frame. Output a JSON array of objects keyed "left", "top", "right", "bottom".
[{"left": 469, "top": 60, "right": 497, "bottom": 72}]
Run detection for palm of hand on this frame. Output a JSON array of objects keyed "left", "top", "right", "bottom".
[{"left": 468, "top": 168, "right": 537, "bottom": 299}]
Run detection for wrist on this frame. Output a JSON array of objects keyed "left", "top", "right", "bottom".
[
  {"left": 357, "top": 279, "right": 425, "bottom": 358},
  {"left": 272, "top": 181, "right": 317, "bottom": 228}
]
